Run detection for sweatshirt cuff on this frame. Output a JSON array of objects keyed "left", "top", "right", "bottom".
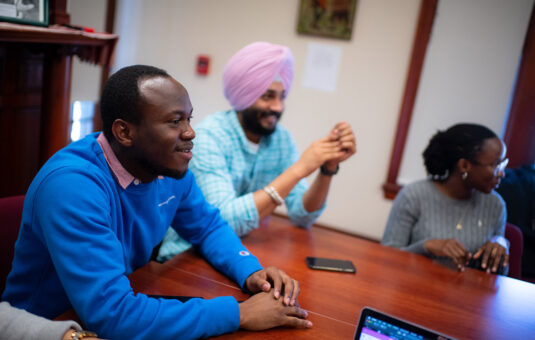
[
  {"left": 235, "top": 260, "right": 264, "bottom": 290},
  {"left": 205, "top": 296, "right": 241, "bottom": 334}
]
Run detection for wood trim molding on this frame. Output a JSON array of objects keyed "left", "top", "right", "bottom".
[
  {"left": 94, "top": 0, "right": 117, "bottom": 132},
  {"left": 49, "top": 0, "right": 70, "bottom": 26},
  {"left": 503, "top": 3, "right": 535, "bottom": 168},
  {"left": 382, "top": 0, "right": 438, "bottom": 199}
]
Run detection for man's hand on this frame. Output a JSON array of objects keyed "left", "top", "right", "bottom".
[
  {"left": 323, "top": 121, "right": 357, "bottom": 170},
  {"left": 294, "top": 122, "right": 357, "bottom": 178},
  {"left": 473, "top": 240, "right": 509, "bottom": 274},
  {"left": 238, "top": 290, "right": 312, "bottom": 331},
  {"left": 424, "top": 238, "right": 471, "bottom": 270},
  {"left": 245, "top": 266, "right": 299, "bottom": 306}
]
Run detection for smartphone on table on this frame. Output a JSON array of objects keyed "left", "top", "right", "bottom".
[{"left": 305, "top": 256, "right": 356, "bottom": 273}]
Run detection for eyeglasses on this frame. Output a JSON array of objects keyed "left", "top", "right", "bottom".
[{"left": 473, "top": 158, "right": 509, "bottom": 174}]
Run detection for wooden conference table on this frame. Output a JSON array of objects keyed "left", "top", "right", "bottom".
[{"left": 125, "top": 215, "right": 535, "bottom": 339}]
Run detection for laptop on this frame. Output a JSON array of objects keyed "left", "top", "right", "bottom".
[{"left": 354, "top": 307, "right": 457, "bottom": 340}]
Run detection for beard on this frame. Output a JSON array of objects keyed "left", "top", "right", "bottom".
[
  {"left": 137, "top": 157, "right": 188, "bottom": 180},
  {"left": 158, "top": 167, "right": 187, "bottom": 180},
  {"left": 240, "top": 107, "right": 283, "bottom": 136}
]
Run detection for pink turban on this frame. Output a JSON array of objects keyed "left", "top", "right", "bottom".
[{"left": 223, "top": 42, "right": 294, "bottom": 111}]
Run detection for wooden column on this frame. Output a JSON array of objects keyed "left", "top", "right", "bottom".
[
  {"left": 49, "top": 0, "right": 70, "bottom": 26},
  {"left": 503, "top": 4, "right": 535, "bottom": 168},
  {"left": 382, "top": 0, "right": 438, "bottom": 199},
  {"left": 40, "top": 49, "right": 73, "bottom": 164},
  {"left": 94, "top": 0, "right": 117, "bottom": 132}
]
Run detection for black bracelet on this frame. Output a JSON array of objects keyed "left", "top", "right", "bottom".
[{"left": 320, "top": 164, "right": 339, "bottom": 176}]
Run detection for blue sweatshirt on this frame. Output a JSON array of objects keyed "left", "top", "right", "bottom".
[{"left": 3, "top": 133, "right": 263, "bottom": 339}]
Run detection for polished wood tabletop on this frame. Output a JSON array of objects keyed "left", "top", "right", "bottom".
[{"left": 128, "top": 215, "right": 535, "bottom": 339}]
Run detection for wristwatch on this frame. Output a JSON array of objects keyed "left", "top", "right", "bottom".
[
  {"left": 320, "top": 164, "right": 339, "bottom": 176},
  {"left": 71, "top": 330, "right": 98, "bottom": 340}
]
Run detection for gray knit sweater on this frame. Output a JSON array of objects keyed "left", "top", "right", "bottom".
[
  {"left": 381, "top": 179, "right": 506, "bottom": 260},
  {"left": 0, "top": 301, "right": 81, "bottom": 340}
]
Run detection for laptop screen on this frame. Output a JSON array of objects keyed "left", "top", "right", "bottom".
[{"left": 354, "top": 307, "right": 456, "bottom": 340}]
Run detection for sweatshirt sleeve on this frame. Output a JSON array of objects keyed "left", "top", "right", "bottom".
[
  {"left": 381, "top": 187, "right": 428, "bottom": 254},
  {"left": 0, "top": 301, "right": 81, "bottom": 340},
  {"left": 492, "top": 193, "right": 507, "bottom": 238},
  {"left": 35, "top": 170, "right": 254, "bottom": 340},
  {"left": 171, "top": 171, "right": 264, "bottom": 288},
  {"left": 490, "top": 193, "right": 509, "bottom": 252}
]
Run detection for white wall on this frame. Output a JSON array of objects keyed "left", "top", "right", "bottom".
[
  {"left": 69, "top": 0, "right": 531, "bottom": 240},
  {"left": 68, "top": 0, "right": 107, "bottom": 102},
  {"left": 398, "top": 0, "right": 533, "bottom": 184},
  {"left": 110, "top": 0, "right": 420, "bottom": 240}
]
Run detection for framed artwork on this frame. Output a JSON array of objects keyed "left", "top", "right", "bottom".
[
  {"left": 0, "top": 0, "right": 48, "bottom": 27},
  {"left": 297, "top": 0, "right": 357, "bottom": 40},
  {"left": 297, "top": 0, "right": 358, "bottom": 40}
]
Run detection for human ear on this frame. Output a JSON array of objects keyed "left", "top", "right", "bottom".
[
  {"left": 457, "top": 158, "right": 472, "bottom": 174},
  {"left": 111, "top": 119, "right": 135, "bottom": 147}
]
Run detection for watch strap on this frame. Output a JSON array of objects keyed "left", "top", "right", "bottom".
[{"left": 320, "top": 164, "right": 339, "bottom": 176}]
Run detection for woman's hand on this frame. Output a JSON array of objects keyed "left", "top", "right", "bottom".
[
  {"left": 424, "top": 238, "right": 471, "bottom": 270},
  {"left": 472, "top": 241, "right": 509, "bottom": 274}
]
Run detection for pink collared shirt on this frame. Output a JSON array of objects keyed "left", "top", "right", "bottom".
[{"left": 97, "top": 133, "right": 163, "bottom": 189}]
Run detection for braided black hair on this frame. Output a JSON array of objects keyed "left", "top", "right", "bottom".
[
  {"left": 423, "top": 123, "right": 497, "bottom": 181},
  {"left": 100, "top": 65, "right": 170, "bottom": 140}
]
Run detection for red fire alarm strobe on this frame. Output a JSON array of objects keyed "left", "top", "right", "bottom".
[{"left": 196, "top": 55, "right": 210, "bottom": 75}]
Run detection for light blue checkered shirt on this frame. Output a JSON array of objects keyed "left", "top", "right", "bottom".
[{"left": 158, "top": 110, "right": 324, "bottom": 261}]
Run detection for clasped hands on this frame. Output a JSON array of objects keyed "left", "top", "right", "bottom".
[
  {"left": 295, "top": 121, "right": 357, "bottom": 177},
  {"left": 425, "top": 238, "right": 509, "bottom": 273},
  {"left": 238, "top": 266, "right": 312, "bottom": 331}
]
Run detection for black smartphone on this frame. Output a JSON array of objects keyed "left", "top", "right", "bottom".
[{"left": 305, "top": 256, "right": 356, "bottom": 273}]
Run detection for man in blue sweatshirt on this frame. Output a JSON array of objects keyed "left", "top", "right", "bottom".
[{"left": 2, "top": 65, "right": 310, "bottom": 339}]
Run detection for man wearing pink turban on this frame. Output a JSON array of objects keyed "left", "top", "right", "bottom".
[{"left": 158, "top": 42, "right": 356, "bottom": 261}]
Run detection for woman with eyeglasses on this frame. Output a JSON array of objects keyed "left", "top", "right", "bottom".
[{"left": 381, "top": 123, "right": 509, "bottom": 274}]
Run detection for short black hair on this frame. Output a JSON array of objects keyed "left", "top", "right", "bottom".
[
  {"left": 423, "top": 123, "right": 498, "bottom": 181},
  {"left": 100, "top": 65, "right": 170, "bottom": 140}
]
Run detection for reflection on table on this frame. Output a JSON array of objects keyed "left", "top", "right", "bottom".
[{"left": 132, "top": 215, "right": 535, "bottom": 339}]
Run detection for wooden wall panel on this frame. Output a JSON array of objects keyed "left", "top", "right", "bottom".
[{"left": 0, "top": 45, "right": 44, "bottom": 197}]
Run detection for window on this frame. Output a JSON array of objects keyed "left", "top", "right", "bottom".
[{"left": 70, "top": 101, "right": 95, "bottom": 142}]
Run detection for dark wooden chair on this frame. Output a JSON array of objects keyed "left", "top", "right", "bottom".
[
  {"left": 505, "top": 222, "right": 523, "bottom": 280},
  {"left": 0, "top": 195, "right": 25, "bottom": 297}
]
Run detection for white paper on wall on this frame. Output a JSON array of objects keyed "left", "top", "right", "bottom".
[{"left": 302, "top": 42, "right": 342, "bottom": 93}]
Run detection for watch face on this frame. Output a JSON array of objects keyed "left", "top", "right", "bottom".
[{"left": 72, "top": 330, "right": 98, "bottom": 340}]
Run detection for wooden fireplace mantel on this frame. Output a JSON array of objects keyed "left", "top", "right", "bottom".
[{"left": 0, "top": 16, "right": 117, "bottom": 197}]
